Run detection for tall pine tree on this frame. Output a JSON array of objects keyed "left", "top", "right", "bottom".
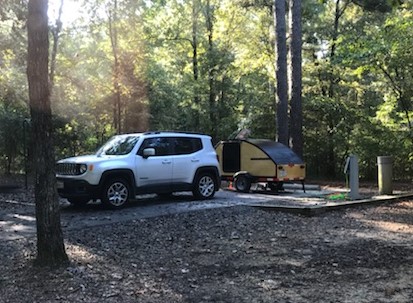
[{"left": 27, "top": 0, "right": 68, "bottom": 267}]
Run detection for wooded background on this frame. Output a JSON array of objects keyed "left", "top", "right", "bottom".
[{"left": 1, "top": 0, "right": 412, "bottom": 180}]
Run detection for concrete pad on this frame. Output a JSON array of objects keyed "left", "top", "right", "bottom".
[
  {"left": 221, "top": 181, "right": 413, "bottom": 215},
  {"left": 247, "top": 190, "right": 413, "bottom": 216}
]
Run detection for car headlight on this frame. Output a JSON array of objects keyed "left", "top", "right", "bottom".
[{"left": 78, "top": 164, "right": 88, "bottom": 174}]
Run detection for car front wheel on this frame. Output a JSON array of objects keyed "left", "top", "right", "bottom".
[
  {"left": 101, "top": 178, "right": 130, "bottom": 209},
  {"left": 193, "top": 173, "right": 216, "bottom": 200}
]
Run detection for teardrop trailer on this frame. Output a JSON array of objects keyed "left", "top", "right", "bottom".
[{"left": 215, "top": 139, "right": 306, "bottom": 192}]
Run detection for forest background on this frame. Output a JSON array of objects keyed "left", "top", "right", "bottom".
[{"left": 1, "top": 0, "right": 413, "bottom": 181}]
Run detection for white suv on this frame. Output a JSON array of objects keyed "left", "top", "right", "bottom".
[{"left": 56, "top": 132, "right": 221, "bottom": 209}]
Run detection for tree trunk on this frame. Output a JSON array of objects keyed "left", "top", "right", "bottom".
[
  {"left": 328, "top": 0, "right": 340, "bottom": 98},
  {"left": 49, "top": 0, "right": 64, "bottom": 88},
  {"left": 289, "top": 0, "right": 303, "bottom": 157},
  {"left": 27, "top": 0, "right": 68, "bottom": 267},
  {"left": 324, "top": 0, "right": 349, "bottom": 178},
  {"left": 206, "top": 0, "right": 217, "bottom": 139},
  {"left": 192, "top": 0, "right": 200, "bottom": 130},
  {"left": 274, "top": 0, "right": 289, "bottom": 145},
  {"left": 108, "top": 0, "right": 122, "bottom": 134}
]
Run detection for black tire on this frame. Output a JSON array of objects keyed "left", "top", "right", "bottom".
[
  {"left": 192, "top": 173, "right": 216, "bottom": 200},
  {"left": 234, "top": 175, "right": 251, "bottom": 193},
  {"left": 101, "top": 178, "right": 130, "bottom": 209},
  {"left": 67, "top": 197, "right": 90, "bottom": 207}
]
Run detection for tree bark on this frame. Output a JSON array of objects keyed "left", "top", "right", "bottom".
[
  {"left": 27, "top": 0, "right": 68, "bottom": 267},
  {"left": 206, "top": 0, "right": 217, "bottom": 139},
  {"left": 328, "top": 0, "right": 349, "bottom": 98},
  {"left": 289, "top": 0, "right": 303, "bottom": 157},
  {"left": 325, "top": 0, "right": 349, "bottom": 178},
  {"left": 274, "top": 0, "right": 289, "bottom": 145},
  {"left": 192, "top": 0, "right": 200, "bottom": 129}
]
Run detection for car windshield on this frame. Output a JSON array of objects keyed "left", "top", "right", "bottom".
[{"left": 97, "top": 135, "right": 140, "bottom": 156}]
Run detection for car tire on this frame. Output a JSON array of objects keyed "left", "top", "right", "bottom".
[
  {"left": 101, "top": 178, "right": 130, "bottom": 209},
  {"left": 192, "top": 172, "right": 216, "bottom": 200},
  {"left": 234, "top": 175, "right": 251, "bottom": 193},
  {"left": 67, "top": 197, "right": 90, "bottom": 207}
]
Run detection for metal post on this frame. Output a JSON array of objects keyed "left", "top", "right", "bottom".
[{"left": 349, "top": 155, "right": 360, "bottom": 200}]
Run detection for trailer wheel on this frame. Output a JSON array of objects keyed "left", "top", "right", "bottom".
[{"left": 234, "top": 175, "right": 251, "bottom": 193}]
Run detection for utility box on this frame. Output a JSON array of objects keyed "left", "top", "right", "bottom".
[{"left": 377, "top": 156, "right": 393, "bottom": 195}]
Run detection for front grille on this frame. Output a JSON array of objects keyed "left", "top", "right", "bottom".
[{"left": 56, "top": 163, "right": 82, "bottom": 175}]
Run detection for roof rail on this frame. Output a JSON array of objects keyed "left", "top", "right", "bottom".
[{"left": 143, "top": 130, "right": 208, "bottom": 136}]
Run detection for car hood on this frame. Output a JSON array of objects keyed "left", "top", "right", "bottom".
[{"left": 57, "top": 154, "right": 116, "bottom": 164}]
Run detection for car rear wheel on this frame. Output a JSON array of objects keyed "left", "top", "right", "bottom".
[
  {"left": 234, "top": 175, "right": 251, "bottom": 193},
  {"left": 193, "top": 173, "right": 216, "bottom": 199},
  {"left": 101, "top": 178, "right": 130, "bottom": 209}
]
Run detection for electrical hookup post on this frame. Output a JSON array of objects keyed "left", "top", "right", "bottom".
[{"left": 344, "top": 154, "right": 361, "bottom": 200}]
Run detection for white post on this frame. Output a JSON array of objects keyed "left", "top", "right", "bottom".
[
  {"left": 377, "top": 156, "right": 393, "bottom": 195},
  {"left": 349, "top": 155, "right": 360, "bottom": 200}
]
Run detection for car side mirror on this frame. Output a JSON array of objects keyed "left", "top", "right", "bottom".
[{"left": 143, "top": 148, "right": 155, "bottom": 158}]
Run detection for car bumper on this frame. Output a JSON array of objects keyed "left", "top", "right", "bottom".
[{"left": 56, "top": 178, "right": 100, "bottom": 199}]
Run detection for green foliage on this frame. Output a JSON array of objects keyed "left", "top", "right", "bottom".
[
  {"left": 0, "top": 98, "right": 27, "bottom": 174},
  {"left": 302, "top": 0, "right": 413, "bottom": 180},
  {"left": 352, "top": 0, "right": 402, "bottom": 13},
  {"left": 2, "top": 0, "right": 413, "bottom": 181}
]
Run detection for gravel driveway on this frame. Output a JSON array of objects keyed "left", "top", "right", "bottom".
[
  {"left": 0, "top": 185, "right": 332, "bottom": 241},
  {"left": 1, "top": 186, "right": 413, "bottom": 302}
]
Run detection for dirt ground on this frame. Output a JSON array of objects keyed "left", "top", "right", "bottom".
[{"left": 0, "top": 178, "right": 413, "bottom": 303}]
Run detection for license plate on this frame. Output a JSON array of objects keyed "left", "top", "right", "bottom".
[{"left": 56, "top": 181, "right": 64, "bottom": 189}]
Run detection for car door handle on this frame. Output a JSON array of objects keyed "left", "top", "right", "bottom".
[
  {"left": 191, "top": 159, "right": 200, "bottom": 163},
  {"left": 162, "top": 160, "right": 172, "bottom": 164}
]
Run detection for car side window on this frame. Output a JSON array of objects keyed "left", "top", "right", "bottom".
[
  {"left": 138, "top": 137, "right": 172, "bottom": 156},
  {"left": 173, "top": 137, "right": 203, "bottom": 155}
]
